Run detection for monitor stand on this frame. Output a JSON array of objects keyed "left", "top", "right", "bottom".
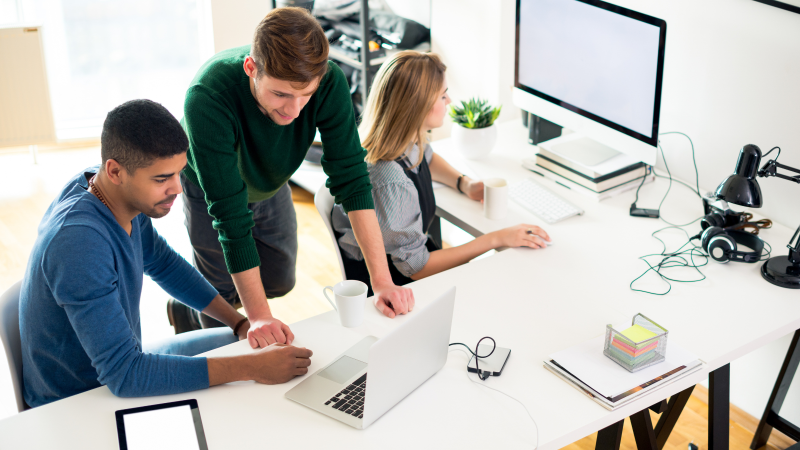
[{"left": 538, "top": 133, "right": 621, "bottom": 167}]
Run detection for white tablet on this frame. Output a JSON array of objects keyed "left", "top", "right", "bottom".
[{"left": 115, "top": 399, "right": 208, "bottom": 450}]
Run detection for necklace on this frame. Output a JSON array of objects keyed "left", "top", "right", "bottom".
[{"left": 88, "top": 174, "right": 110, "bottom": 208}]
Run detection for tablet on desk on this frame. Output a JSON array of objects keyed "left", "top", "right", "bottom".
[{"left": 115, "top": 399, "right": 208, "bottom": 450}]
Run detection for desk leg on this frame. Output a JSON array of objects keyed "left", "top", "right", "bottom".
[
  {"left": 654, "top": 385, "right": 695, "bottom": 449},
  {"left": 751, "top": 329, "right": 800, "bottom": 449},
  {"left": 596, "top": 420, "right": 624, "bottom": 450},
  {"left": 709, "top": 364, "right": 730, "bottom": 450},
  {"left": 630, "top": 409, "right": 658, "bottom": 450}
]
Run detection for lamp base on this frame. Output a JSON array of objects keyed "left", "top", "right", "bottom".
[{"left": 761, "top": 256, "right": 800, "bottom": 289}]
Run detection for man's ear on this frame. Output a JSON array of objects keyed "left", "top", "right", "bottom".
[
  {"left": 243, "top": 56, "right": 258, "bottom": 78},
  {"left": 105, "top": 159, "right": 125, "bottom": 186}
]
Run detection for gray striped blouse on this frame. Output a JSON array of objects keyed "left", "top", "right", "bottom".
[{"left": 332, "top": 143, "right": 433, "bottom": 278}]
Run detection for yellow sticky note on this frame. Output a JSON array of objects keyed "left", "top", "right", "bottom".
[{"left": 620, "top": 324, "right": 657, "bottom": 344}]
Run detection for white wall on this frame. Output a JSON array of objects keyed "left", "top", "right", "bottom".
[
  {"left": 209, "top": 0, "right": 272, "bottom": 53},
  {"left": 430, "top": 0, "right": 519, "bottom": 141},
  {"left": 610, "top": 0, "right": 800, "bottom": 426},
  {"left": 429, "top": 0, "right": 800, "bottom": 425}
]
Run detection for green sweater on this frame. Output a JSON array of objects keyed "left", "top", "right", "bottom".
[{"left": 182, "top": 46, "right": 373, "bottom": 274}]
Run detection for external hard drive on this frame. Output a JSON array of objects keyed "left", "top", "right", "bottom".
[{"left": 467, "top": 345, "right": 511, "bottom": 377}]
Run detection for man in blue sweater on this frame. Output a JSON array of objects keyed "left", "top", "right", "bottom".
[{"left": 19, "top": 99, "right": 312, "bottom": 407}]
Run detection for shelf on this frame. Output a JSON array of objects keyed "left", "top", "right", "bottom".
[
  {"left": 328, "top": 47, "right": 387, "bottom": 69},
  {"left": 328, "top": 41, "right": 432, "bottom": 70}
]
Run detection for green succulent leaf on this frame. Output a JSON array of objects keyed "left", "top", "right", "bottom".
[{"left": 449, "top": 97, "right": 502, "bottom": 129}]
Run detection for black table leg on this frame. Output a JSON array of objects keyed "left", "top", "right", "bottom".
[
  {"left": 709, "top": 364, "right": 731, "bottom": 450},
  {"left": 595, "top": 385, "right": 694, "bottom": 450},
  {"left": 654, "top": 385, "right": 695, "bottom": 449},
  {"left": 751, "top": 329, "right": 800, "bottom": 449},
  {"left": 630, "top": 409, "right": 658, "bottom": 450},
  {"left": 596, "top": 420, "right": 624, "bottom": 450}
]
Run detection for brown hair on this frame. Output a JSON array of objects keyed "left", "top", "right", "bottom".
[
  {"left": 251, "top": 7, "right": 329, "bottom": 87},
  {"left": 361, "top": 51, "right": 447, "bottom": 169}
]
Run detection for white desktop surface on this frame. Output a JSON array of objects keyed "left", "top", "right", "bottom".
[
  {"left": 3, "top": 121, "right": 800, "bottom": 449},
  {"left": 0, "top": 262, "right": 707, "bottom": 450},
  {"left": 430, "top": 121, "right": 800, "bottom": 372}
]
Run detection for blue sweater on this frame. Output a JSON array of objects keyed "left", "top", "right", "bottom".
[{"left": 20, "top": 168, "right": 219, "bottom": 407}]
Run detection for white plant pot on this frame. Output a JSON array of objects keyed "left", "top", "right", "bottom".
[{"left": 452, "top": 124, "right": 498, "bottom": 160}]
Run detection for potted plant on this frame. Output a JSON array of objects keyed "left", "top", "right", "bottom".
[{"left": 449, "top": 98, "right": 502, "bottom": 159}]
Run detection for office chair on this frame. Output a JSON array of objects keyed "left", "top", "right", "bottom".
[
  {"left": 0, "top": 280, "right": 27, "bottom": 412},
  {"left": 314, "top": 184, "right": 347, "bottom": 280}
]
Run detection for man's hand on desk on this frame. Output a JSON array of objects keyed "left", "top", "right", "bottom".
[
  {"left": 208, "top": 343, "right": 313, "bottom": 386},
  {"left": 230, "top": 268, "right": 295, "bottom": 348},
  {"left": 249, "top": 344, "right": 313, "bottom": 384},
  {"left": 373, "top": 281, "right": 415, "bottom": 319},
  {"left": 248, "top": 315, "right": 295, "bottom": 348}
]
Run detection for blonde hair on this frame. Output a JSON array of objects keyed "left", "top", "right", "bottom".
[{"left": 361, "top": 51, "right": 447, "bottom": 169}]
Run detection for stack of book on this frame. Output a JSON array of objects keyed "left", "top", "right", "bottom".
[
  {"left": 543, "top": 335, "right": 703, "bottom": 410},
  {"left": 607, "top": 325, "right": 659, "bottom": 367},
  {"left": 523, "top": 143, "right": 655, "bottom": 201}
]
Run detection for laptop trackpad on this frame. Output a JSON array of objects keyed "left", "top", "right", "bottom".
[{"left": 318, "top": 356, "right": 367, "bottom": 384}]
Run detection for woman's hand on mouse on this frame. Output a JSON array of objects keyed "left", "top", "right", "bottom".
[{"left": 490, "top": 224, "right": 550, "bottom": 249}]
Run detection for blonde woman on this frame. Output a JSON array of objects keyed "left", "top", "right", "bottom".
[{"left": 332, "top": 51, "right": 550, "bottom": 293}]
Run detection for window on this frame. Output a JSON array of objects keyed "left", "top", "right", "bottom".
[
  {"left": 0, "top": 0, "right": 20, "bottom": 25},
  {"left": 18, "top": 0, "right": 213, "bottom": 138}
]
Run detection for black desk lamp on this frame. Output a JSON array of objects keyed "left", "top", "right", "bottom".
[{"left": 715, "top": 144, "right": 800, "bottom": 288}]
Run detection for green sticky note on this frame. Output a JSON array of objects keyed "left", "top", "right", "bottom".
[{"left": 620, "top": 324, "right": 657, "bottom": 344}]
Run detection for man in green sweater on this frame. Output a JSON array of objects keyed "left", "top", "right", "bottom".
[{"left": 174, "top": 7, "right": 414, "bottom": 346}]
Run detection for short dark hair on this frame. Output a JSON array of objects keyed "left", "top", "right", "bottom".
[
  {"left": 100, "top": 99, "right": 188, "bottom": 173},
  {"left": 251, "top": 7, "right": 329, "bottom": 87}
]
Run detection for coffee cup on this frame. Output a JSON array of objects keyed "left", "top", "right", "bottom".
[
  {"left": 484, "top": 178, "right": 508, "bottom": 220},
  {"left": 323, "top": 280, "right": 368, "bottom": 328}
]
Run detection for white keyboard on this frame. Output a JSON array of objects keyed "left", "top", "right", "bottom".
[{"left": 509, "top": 178, "right": 584, "bottom": 224}]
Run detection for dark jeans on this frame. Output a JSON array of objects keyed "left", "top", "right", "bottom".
[{"left": 181, "top": 174, "right": 298, "bottom": 328}]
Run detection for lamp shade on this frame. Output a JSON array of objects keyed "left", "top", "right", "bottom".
[{"left": 715, "top": 144, "right": 763, "bottom": 207}]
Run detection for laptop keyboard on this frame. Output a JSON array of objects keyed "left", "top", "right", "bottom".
[{"left": 324, "top": 373, "right": 366, "bottom": 419}]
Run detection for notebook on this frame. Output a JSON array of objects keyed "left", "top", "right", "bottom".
[{"left": 544, "top": 335, "right": 704, "bottom": 410}]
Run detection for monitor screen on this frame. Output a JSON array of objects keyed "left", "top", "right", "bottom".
[{"left": 516, "top": 0, "right": 666, "bottom": 145}]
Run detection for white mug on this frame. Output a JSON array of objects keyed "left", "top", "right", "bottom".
[
  {"left": 323, "top": 280, "right": 368, "bottom": 328},
  {"left": 484, "top": 178, "right": 508, "bottom": 220}
]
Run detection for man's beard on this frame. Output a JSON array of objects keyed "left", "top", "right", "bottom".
[{"left": 143, "top": 195, "right": 177, "bottom": 219}]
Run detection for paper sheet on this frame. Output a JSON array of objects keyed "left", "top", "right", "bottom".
[{"left": 549, "top": 333, "right": 699, "bottom": 398}]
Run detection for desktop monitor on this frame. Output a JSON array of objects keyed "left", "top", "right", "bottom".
[{"left": 513, "top": 0, "right": 667, "bottom": 166}]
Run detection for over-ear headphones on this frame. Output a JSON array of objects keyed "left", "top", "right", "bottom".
[{"left": 700, "top": 227, "right": 764, "bottom": 263}]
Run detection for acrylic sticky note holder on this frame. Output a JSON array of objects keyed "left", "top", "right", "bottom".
[{"left": 604, "top": 313, "right": 668, "bottom": 373}]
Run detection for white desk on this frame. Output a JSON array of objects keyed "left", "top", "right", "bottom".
[
  {"left": 0, "top": 257, "right": 707, "bottom": 450},
  {"left": 430, "top": 121, "right": 800, "bottom": 448},
  {"left": 3, "top": 121, "right": 799, "bottom": 449}
]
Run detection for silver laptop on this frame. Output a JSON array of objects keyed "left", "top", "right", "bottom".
[{"left": 285, "top": 286, "right": 456, "bottom": 429}]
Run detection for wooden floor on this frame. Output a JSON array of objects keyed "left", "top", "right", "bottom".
[{"left": 0, "top": 145, "right": 794, "bottom": 449}]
